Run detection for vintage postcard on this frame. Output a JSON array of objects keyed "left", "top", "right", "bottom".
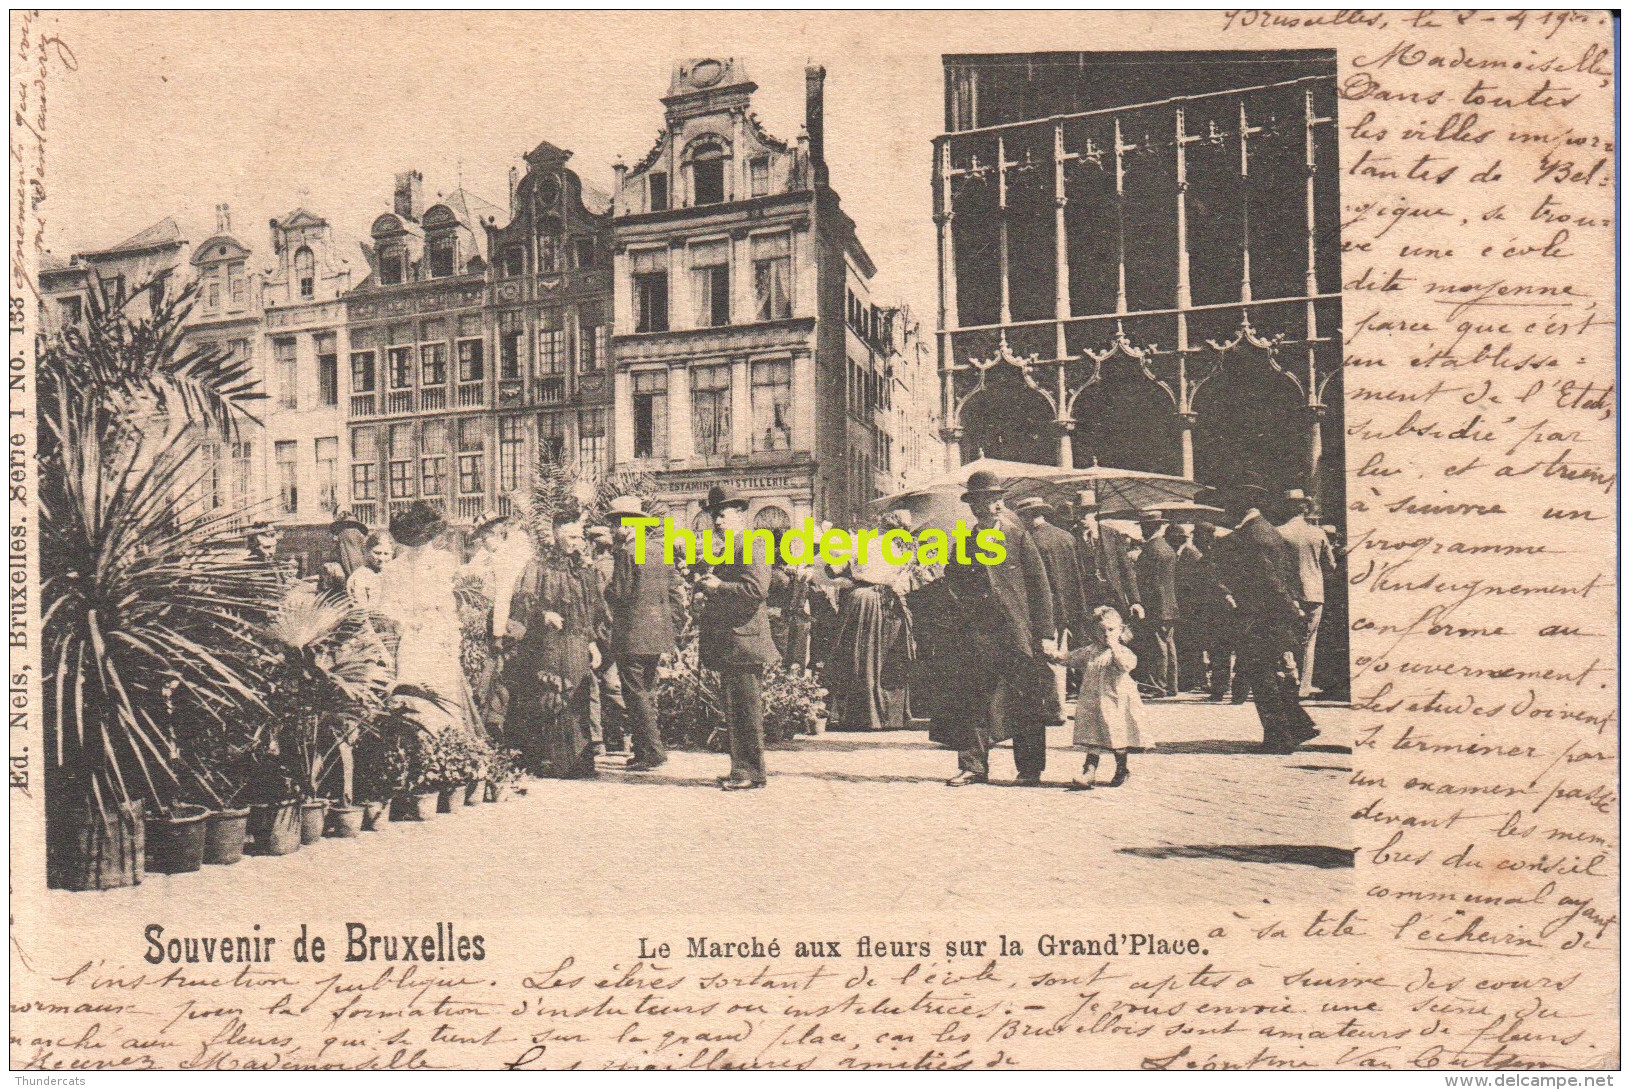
[{"left": 8, "top": 9, "right": 1618, "bottom": 1073}]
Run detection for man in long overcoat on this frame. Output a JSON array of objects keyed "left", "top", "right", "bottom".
[
  {"left": 603, "top": 495, "right": 687, "bottom": 772},
  {"left": 694, "top": 485, "right": 780, "bottom": 790},
  {"left": 1213, "top": 481, "right": 1319, "bottom": 753},
  {"left": 1012, "top": 495, "right": 1087, "bottom": 721},
  {"left": 945, "top": 470, "right": 1056, "bottom": 787},
  {"left": 1075, "top": 492, "right": 1143, "bottom": 623},
  {"left": 1134, "top": 512, "right": 1180, "bottom": 698}
]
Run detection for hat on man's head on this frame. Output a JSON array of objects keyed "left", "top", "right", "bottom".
[
  {"left": 470, "top": 510, "right": 508, "bottom": 541},
  {"left": 960, "top": 469, "right": 1005, "bottom": 503},
  {"left": 330, "top": 514, "right": 369, "bottom": 536},
  {"left": 1221, "top": 472, "right": 1273, "bottom": 511},
  {"left": 389, "top": 501, "right": 447, "bottom": 548},
  {"left": 1012, "top": 495, "right": 1053, "bottom": 517},
  {"left": 700, "top": 484, "right": 749, "bottom": 514},
  {"left": 605, "top": 494, "right": 646, "bottom": 520},
  {"left": 1282, "top": 488, "right": 1311, "bottom": 507},
  {"left": 1139, "top": 509, "right": 1166, "bottom": 525}
]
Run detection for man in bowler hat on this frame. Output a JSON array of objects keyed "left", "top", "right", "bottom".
[
  {"left": 944, "top": 469, "right": 1055, "bottom": 787},
  {"left": 694, "top": 485, "right": 780, "bottom": 789},
  {"left": 1012, "top": 494, "right": 1087, "bottom": 721}
]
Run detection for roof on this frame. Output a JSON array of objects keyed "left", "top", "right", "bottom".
[
  {"left": 579, "top": 179, "right": 612, "bottom": 216},
  {"left": 274, "top": 207, "right": 328, "bottom": 229},
  {"left": 84, "top": 216, "right": 185, "bottom": 258},
  {"left": 443, "top": 187, "right": 506, "bottom": 230}
]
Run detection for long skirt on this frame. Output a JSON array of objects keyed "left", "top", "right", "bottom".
[
  {"left": 828, "top": 585, "right": 911, "bottom": 731},
  {"left": 510, "top": 677, "right": 596, "bottom": 779}
]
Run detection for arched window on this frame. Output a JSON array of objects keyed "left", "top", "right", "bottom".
[
  {"left": 428, "top": 234, "right": 456, "bottom": 279},
  {"left": 752, "top": 505, "right": 790, "bottom": 532},
  {"left": 294, "top": 247, "right": 315, "bottom": 298},
  {"left": 690, "top": 141, "right": 728, "bottom": 206}
]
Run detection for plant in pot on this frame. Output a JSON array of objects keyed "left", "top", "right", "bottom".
[
  {"left": 353, "top": 699, "right": 423, "bottom": 830},
  {"left": 484, "top": 746, "right": 523, "bottom": 802},
  {"left": 462, "top": 734, "right": 496, "bottom": 806},
  {"left": 39, "top": 275, "right": 274, "bottom": 889},
  {"left": 422, "top": 728, "right": 482, "bottom": 813},
  {"left": 654, "top": 640, "right": 727, "bottom": 752},
  {"left": 762, "top": 663, "right": 830, "bottom": 747},
  {"left": 254, "top": 584, "right": 392, "bottom": 848}
]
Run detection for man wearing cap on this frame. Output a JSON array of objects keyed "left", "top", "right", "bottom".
[
  {"left": 1213, "top": 479, "right": 1317, "bottom": 753},
  {"left": 604, "top": 494, "right": 687, "bottom": 772},
  {"left": 694, "top": 485, "right": 780, "bottom": 789},
  {"left": 1275, "top": 489, "right": 1337, "bottom": 699},
  {"left": 1134, "top": 512, "right": 1180, "bottom": 699},
  {"left": 1012, "top": 495, "right": 1087, "bottom": 722},
  {"left": 944, "top": 469, "right": 1055, "bottom": 787}
]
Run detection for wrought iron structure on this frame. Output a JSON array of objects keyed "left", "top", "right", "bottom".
[{"left": 934, "top": 61, "right": 1343, "bottom": 503}]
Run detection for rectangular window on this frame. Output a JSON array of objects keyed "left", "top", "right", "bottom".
[
  {"left": 456, "top": 418, "right": 485, "bottom": 495},
  {"left": 274, "top": 337, "right": 298, "bottom": 410},
  {"left": 388, "top": 346, "right": 413, "bottom": 389},
  {"left": 693, "top": 157, "right": 725, "bottom": 205},
  {"left": 573, "top": 237, "right": 595, "bottom": 270},
  {"left": 388, "top": 423, "right": 415, "bottom": 500},
  {"left": 503, "top": 248, "right": 524, "bottom": 278},
  {"left": 59, "top": 296, "right": 83, "bottom": 326},
  {"left": 750, "top": 157, "right": 770, "bottom": 197},
  {"left": 632, "top": 369, "right": 668, "bottom": 461},
  {"left": 537, "top": 412, "right": 566, "bottom": 464},
  {"left": 379, "top": 250, "right": 404, "bottom": 286},
  {"left": 419, "top": 419, "right": 448, "bottom": 498},
  {"left": 315, "top": 436, "right": 339, "bottom": 512},
  {"left": 536, "top": 309, "right": 565, "bottom": 376},
  {"left": 420, "top": 344, "right": 447, "bottom": 388},
  {"left": 428, "top": 235, "right": 455, "bottom": 278},
  {"left": 753, "top": 233, "right": 792, "bottom": 321},
  {"left": 205, "top": 279, "right": 220, "bottom": 309},
  {"left": 538, "top": 237, "right": 559, "bottom": 274},
  {"left": 498, "top": 416, "right": 525, "bottom": 493},
  {"left": 751, "top": 360, "right": 793, "bottom": 452},
  {"left": 458, "top": 338, "right": 484, "bottom": 383},
  {"left": 229, "top": 338, "right": 251, "bottom": 365},
  {"left": 228, "top": 264, "right": 245, "bottom": 307},
  {"left": 576, "top": 304, "right": 604, "bottom": 372},
  {"left": 350, "top": 350, "right": 376, "bottom": 393},
  {"left": 275, "top": 440, "right": 298, "bottom": 514},
  {"left": 648, "top": 172, "right": 669, "bottom": 212},
  {"left": 316, "top": 333, "right": 338, "bottom": 406},
  {"left": 691, "top": 363, "right": 732, "bottom": 457},
  {"left": 691, "top": 239, "right": 730, "bottom": 328},
  {"left": 577, "top": 408, "right": 607, "bottom": 471},
  {"left": 351, "top": 427, "right": 378, "bottom": 501},
  {"left": 499, "top": 311, "right": 523, "bottom": 380},
  {"left": 632, "top": 249, "right": 669, "bottom": 333}
]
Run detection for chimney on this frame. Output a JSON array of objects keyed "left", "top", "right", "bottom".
[
  {"left": 805, "top": 64, "right": 827, "bottom": 187},
  {"left": 216, "top": 203, "right": 231, "bottom": 234},
  {"left": 393, "top": 169, "right": 424, "bottom": 222},
  {"left": 612, "top": 158, "right": 628, "bottom": 216}
]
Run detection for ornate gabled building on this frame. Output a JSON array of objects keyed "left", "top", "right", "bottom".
[
  {"left": 38, "top": 215, "right": 189, "bottom": 336},
  {"left": 344, "top": 153, "right": 613, "bottom": 530},
  {"left": 609, "top": 59, "right": 892, "bottom": 531}
]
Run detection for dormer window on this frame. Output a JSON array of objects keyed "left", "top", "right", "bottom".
[
  {"left": 693, "top": 151, "right": 726, "bottom": 206},
  {"left": 573, "top": 237, "right": 596, "bottom": 270},
  {"left": 295, "top": 246, "right": 315, "bottom": 298},
  {"left": 379, "top": 248, "right": 405, "bottom": 286},
  {"left": 428, "top": 234, "right": 456, "bottom": 279},
  {"left": 503, "top": 247, "right": 524, "bottom": 278},
  {"left": 227, "top": 263, "right": 246, "bottom": 308},
  {"left": 538, "top": 237, "right": 559, "bottom": 274},
  {"left": 648, "top": 172, "right": 669, "bottom": 212}
]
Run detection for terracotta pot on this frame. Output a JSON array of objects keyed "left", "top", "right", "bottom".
[
  {"left": 325, "top": 804, "right": 363, "bottom": 838},
  {"left": 47, "top": 798, "right": 144, "bottom": 891},
  {"left": 393, "top": 791, "right": 439, "bottom": 822},
  {"left": 248, "top": 801, "right": 302, "bottom": 856},
  {"left": 436, "top": 787, "right": 458, "bottom": 813},
  {"left": 463, "top": 781, "right": 483, "bottom": 806},
  {"left": 359, "top": 801, "right": 386, "bottom": 831},
  {"left": 146, "top": 804, "right": 211, "bottom": 875},
  {"left": 299, "top": 799, "right": 329, "bottom": 845},
  {"left": 203, "top": 807, "right": 251, "bottom": 865}
]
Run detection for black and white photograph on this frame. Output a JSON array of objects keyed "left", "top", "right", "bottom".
[{"left": 10, "top": 9, "right": 1617, "bottom": 1074}]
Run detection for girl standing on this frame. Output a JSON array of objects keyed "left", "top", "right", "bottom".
[{"left": 1049, "top": 606, "right": 1153, "bottom": 789}]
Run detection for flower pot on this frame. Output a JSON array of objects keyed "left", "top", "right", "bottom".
[
  {"left": 47, "top": 797, "right": 144, "bottom": 891},
  {"left": 248, "top": 801, "right": 302, "bottom": 856},
  {"left": 359, "top": 801, "right": 386, "bottom": 831},
  {"left": 484, "top": 781, "right": 507, "bottom": 804},
  {"left": 436, "top": 787, "right": 458, "bottom": 813},
  {"left": 299, "top": 799, "right": 329, "bottom": 845},
  {"left": 811, "top": 714, "right": 828, "bottom": 736},
  {"left": 325, "top": 804, "right": 364, "bottom": 838},
  {"left": 392, "top": 791, "right": 439, "bottom": 822},
  {"left": 146, "top": 804, "right": 211, "bottom": 875},
  {"left": 463, "top": 781, "right": 483, "bottom": 807},
  {"left": 204, "top": 807, "right": 251, "bottom": 865}
]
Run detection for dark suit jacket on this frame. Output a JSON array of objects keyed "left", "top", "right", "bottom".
[
  {"left": 1213, "top": 514, "right": 1303, "bottom": 650},
  {"left": 945, "top": 514, "right": 1054, "bottom": 661},
  {"left": 697, "top": 551, "right": 779, "bottom": 669},
  {"left": 605, "top": 531, "right": 686, "bottom": 658},
  {"left": 1135, "top": 533, "right": 1179, "bottom": 622},
  {"left": 1029, "top": 519, "right": 1088, "bottom": 637},
  {"left": 1079, "top": 522, "right": 1141, "bottom": 615}
]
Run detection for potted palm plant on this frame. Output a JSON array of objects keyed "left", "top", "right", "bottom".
[{"left": 39, "top": 276, "right": 272, "bottom": 889}]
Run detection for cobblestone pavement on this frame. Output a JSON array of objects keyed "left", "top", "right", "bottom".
[{"left": 44, "top": 698, "right": 1353, "bottom": 925}]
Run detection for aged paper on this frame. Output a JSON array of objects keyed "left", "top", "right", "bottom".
[{"left": 8, "top": 10, "right": 1618, "bottom": 1073}]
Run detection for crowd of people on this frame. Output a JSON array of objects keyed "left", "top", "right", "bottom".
[{"left": 250, "top": 468, "right": 1338, "bottom": 792}]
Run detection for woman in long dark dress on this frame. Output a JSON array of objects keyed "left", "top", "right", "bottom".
[{"left": 502, "top": 518, "right": 611, "bottom": 779}]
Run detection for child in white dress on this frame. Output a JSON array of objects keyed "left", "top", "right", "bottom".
[{"left": 1048, "top": 606, "right": 1154, "bottom": 789}]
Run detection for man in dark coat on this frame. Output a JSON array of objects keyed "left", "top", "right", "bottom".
[
  {"left": 1012, "top": 495, "right": 1087, "bottom": 722},
  {"left": 1213, "top": 482, "right": 1319, "bottom": 753},
  {"left": 1182, "top": 522, "right": 1238, "bottom": 700},
  {"left": 1075, "top": 491, "right": 1143, "bottom": 622},
  {"left": 945, "top": 470, "right": 1056, "bottom": 787},
  {"left": 1134, "top": 512, "right": 1180, "bottom": 698},
  {"left": 694, "top": 485, "right": 780, "bottom": 790},
  {"left": 604, "top": 494, "right": 687, "bottom": 772}
]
